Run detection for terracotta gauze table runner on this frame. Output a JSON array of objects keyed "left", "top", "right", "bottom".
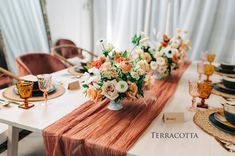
[{"left": 43, "top": 61, "right": 191, "bottom": 156}]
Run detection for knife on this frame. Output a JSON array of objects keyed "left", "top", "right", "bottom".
[{"left": 0, "top": 99, "right": 20, "bottom": 105}]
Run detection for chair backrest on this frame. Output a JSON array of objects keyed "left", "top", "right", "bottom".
[
  {"left": 55, "top": 39, "right": 79, "bottom": 59},
  {"left": 52, "top": 45, "right": 98, "bottom": 67},
  {"left": 16, "top": 52, "right": 67, "bottom": 76}
]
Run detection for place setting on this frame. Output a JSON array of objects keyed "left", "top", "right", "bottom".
[
  {"left": 189, "top": 53, "right": 235, "bottom": 152},
  {"left": 1, "top": 74, "right": 65, "bottom": 109}
]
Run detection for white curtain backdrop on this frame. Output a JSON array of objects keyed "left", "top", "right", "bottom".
[
  {"left": 93, "top": 0, "right": 235, "bottom": 63},
  {"left": 0, "top": 0, "right": 49, "bottom": 72}
]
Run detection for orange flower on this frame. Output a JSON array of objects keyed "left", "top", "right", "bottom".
[
  {"left": 126, "top": 81, "right": 138, "bottom": 99},
  {"left": 172, "top": 52, "right": 179, "bottom": 64},
  {"left": 87, "top": 87, "right": 102, "bottom": 102},
  {"left": 90, "top": 57, "right": 106, "bottom": 69},
  {"left": 119, "top": 61, "right": 132, "bottom": 73},
  {"left": 114, "top": 53, "right": 126, "bottom": 63}
]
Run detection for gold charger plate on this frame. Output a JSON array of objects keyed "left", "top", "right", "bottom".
[
  {"left": 194, "top": 108, "right": 235, "bottom": 144},
  {"left": 67, "top": 66, "right": 83, "bottom": 77},
  {"left": 2, "top": 85, "right": 65, "bottom": 102}
]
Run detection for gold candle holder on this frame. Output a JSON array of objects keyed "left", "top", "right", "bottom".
[{"left": 197, "top": 81, "right": 212, "bottom": 109}]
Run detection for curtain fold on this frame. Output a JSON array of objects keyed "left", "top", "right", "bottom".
[
  {"left": 0, "top": 0, "right": 49, "bottom": 72},
  {"left": 94, "top": 0, "right": 235, "bottom": 63}
]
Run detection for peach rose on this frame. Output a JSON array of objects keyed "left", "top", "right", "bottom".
[
  {"left": 126, "top": 81, "right": 138, "bottom": 99},
  {"left": 137, "top": 60, "right": 150, "bottom": 73},
  {"left": 119, "top": 61, "right": 132, "bottom": 73},
  {"left": 141, "top": 52, "right": 152, "bottom": 63},
  {"left": 87, "top": 87, "right": 102, "bottom": 102}
]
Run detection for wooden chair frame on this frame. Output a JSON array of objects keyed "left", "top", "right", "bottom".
[
  {"left": 0, "top": 67, "right": 21, "bottom": 87},
  {"left": 51, "top": 44, "right": 98, "bottom": 67}
]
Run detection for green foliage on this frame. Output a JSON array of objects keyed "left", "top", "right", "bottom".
[
  {"left": 132, "top": 34, "right": 141, "bottom": 46},
  {"left": 102, "top": 50, "right": 109, "bottom": 57},
  {"left": 121, "top": 50, "right": 127, "bottom": 58},
  {"left": 82, "top": 84, "right": 89, "bottom": 88}
]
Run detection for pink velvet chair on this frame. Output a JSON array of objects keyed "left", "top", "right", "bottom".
[
  {"left": 55, "top": 39, "right": 80, "bottom": 59},
  {"left": 16, "top": 52, "right": 67, "bottom": 76}
]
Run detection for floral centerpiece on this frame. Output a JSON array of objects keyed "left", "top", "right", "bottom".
[
  {"left": 81, "top": 40, "right": 153, "bottom": 111},
  {"left": 131, "top": 29, "right": 191, "bottom": 79}
]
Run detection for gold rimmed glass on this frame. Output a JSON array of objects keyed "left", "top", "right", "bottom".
[
  {"left": 197, "top": 81, "right": 212, "bottom": 109},
  {"left": 37, "top": 74, "right": 52, "bottom": 105},
  {"left": 207, "top": 53, "right": 216, "bottom": 64},
  {"left": 204, "top": 64, "right": 214, "bottom": 81},
  {"left": 197, "top": 62, "right": 205, "bottom": 80},
  {"left": 188, "top": 80, "right": 199, "bottom": 111},
  {"left": 16, "top": 80, "right": 34, "bottom": 109}
]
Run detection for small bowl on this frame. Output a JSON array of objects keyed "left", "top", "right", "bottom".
[
  {"left": 223, "top": 102, "right": 235, "bottom": 125},
  {"left": 223, "top": 76, "right": 235, "bottom": 89},
  {"left": 221, "top": 62, "right": 235, "bottom": 71}
]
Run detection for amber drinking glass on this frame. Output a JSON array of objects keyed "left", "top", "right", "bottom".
[
  {"left": 16, "top": 80, "right": 34, "bottom": 109},
  {"left": 188, "top": 80, "right": 199, "bottom": 111},
  {"left": 197, "top": 81, "right": 212, "bottom": 109},
  {"left": 207, "top": 54, "right": 216, "bottom": 64},
  {"left": 204, "top": 64, "right": 214, "bottom": 81},
  {"left": 197, "top": 62, "right": 205, "bottom": 80},
  {"left": 37, "top": 74, "right": 52, "bottom": 105}
]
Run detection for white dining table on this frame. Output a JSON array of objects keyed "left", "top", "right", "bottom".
[{"left": 0, "top": 63, "right": 233, "bottom": 156}]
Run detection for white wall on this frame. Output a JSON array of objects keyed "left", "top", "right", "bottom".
[{"left": 46, "top": 0, "right": 93, "bottom": 50}]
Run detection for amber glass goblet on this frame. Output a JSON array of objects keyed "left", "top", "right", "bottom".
[
  {"left": 204, "top": 64, "right": 214, "bottom": 82},
  {"left": 188, "top": 80, "right": 199, "bottom": 111},
  {"left": 197, "top": 81, "right": 212, "bottom": 109},
  {"left": 16, "top": 80, "right": 34, "bottom": 109},
  {"left": 37, "top": 74, "right": 52, "bottom": 105},
  {"left": 197, "top": 62, "right": 205, "bottom": 80},
  {"left": 207, "top": 53, "right": 216, "bottom": 64}
]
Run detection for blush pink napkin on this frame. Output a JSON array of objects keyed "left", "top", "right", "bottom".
[{"left": 43, "top": 61, "right": 191, "bottom": 156}]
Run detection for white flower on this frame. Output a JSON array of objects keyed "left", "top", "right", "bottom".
[
  {"left": 116, "top": 81, "right": 128, "bottom": 93},
  {"left": 88, "top": 67, "right": 100, "bottom": 75},
  {"left": 101, "top": 80, "right": 119, "bottom": 100},
  {"left": 156, "top": 57, "right": 167, "bottom": 66},
  {"left": 137, "top": 32, "right": 149, "bottom": 45},
  {"left": 139, "top": 37, "right": 149, "bottom": 45},
  {"left": 86, "top": 67, "right": 101, "bottom": 83},
  {"left": 150, "top": 61, "right": 158, "bottom": 70},
  {"left": 130, "top": 71, "right": 140, "bottom": 80},
  {"left": 163, "top": 47, "right": 178, "bottom": 58},
  {"left": 104, "top": 43, "right": 114, "bottom": 52}
]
